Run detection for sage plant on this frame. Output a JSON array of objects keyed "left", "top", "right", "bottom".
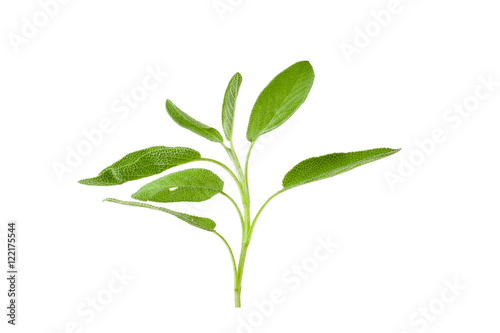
[{"left": 79, "top": 61, "right": 400, "bottom": 307}]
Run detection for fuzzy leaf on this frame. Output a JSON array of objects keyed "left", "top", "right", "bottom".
[
  {"left": 246, "top": 61, "right": 315, "bottom": 142},
  {"left": 166, "top": 99, "right": 223, "bottom": 143},
  {"left": 222, "top": 73, "right": 242, "bottom": 141},
  {"left": 79, "top": 146, "right": 201, "bottom": 186},
  {"left": 282, "top": 148, "right": 401, "bottom": 189},
  {"left": 132, "top": 168, "right": 224, "bottom": 203},
  {"left": 103, "top": 198, "right": 216, "bottom": 231}
]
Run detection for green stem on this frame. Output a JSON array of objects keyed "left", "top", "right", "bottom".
[
  {"left": 201, "top": 157, "right": 247, "bottom": 223},
  {"left": 222, "top": 143, "right": 250, "bottom": 229},
  {"left": 213, "top": 231, "right": 238, "bottom": 297},
  {"left": 234, "top": 239, "right": 250, "bottom": 308},
  {"left": 218, "top": 140, "right": 282, "bottom": 307},
  {"left": 220, "top": 191, "right": 245, "bottom": 230},
  {"left": 249, "top": 189, "right": 286, "bottom": 237},
  {"left": 244, "top": 141, "right": 256, "bottom": 188},
  {"left": 222, "top": 143, "right": 244, "bottom": 181},
  {"left": 199, "top": 157, "right": 240, "bottom": 185},
  {"left": 220, "top": 141, "right": 253, "bottom": 307},
  {"left": 225, "top": 144, "right": 247, "bottom": 185},
  {"left": 233, "top": 189, "right": 285, "bottom": 307}
]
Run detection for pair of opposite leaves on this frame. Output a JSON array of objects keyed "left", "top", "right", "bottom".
[{"left": 79, "top": 61, "right": 400, "bottom": 231}]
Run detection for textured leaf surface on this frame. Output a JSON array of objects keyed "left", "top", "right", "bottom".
[
  {"left": 103, "top": 198, "right": 216, "bottom": 231},
  {"left": 282, "top": 148, "right": 401, "bottom": 189},
  {"left": 222, "top": 73, "right": 242, "bottom": 141},
  {"left": 79, "top": 146, "right": 201, "bottom": 186},
  {"left": 132, "top": 168, "right": 224, "bottom": 203},
  {"left": 246, "top": 61, "right": 315, "bottom": 142},
  {"left": 166, "top": 100, "right": 223, "bottom": 143}
]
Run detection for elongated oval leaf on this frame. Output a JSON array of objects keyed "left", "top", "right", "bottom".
[
  {"left": 132, "top": 168, "right": 224, "bottom": 203},
  {"left": 282, "top": 148, "right": 401, "bottom": 189},
  {"left": 222, "top": 73, "right": 242, "bottom": 141},
  {"left": 166, "top": 100, "right": 223, "bottom": 143},
  {"left": 103, "top": 198, "right": 216, "bottom": 231},
  {"left": 79, "top": 146, "right": 201, "bottom": 186},
  {"left": 246, "top": 61, "right": 315, "bottom": 142}
]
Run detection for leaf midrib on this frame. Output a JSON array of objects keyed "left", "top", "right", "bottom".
[
  {"left": 251, "top": 67, "right": 308, "bottom": 140},
  {"left": 106, "top": 148, "right": 197, "bottom": 175}
]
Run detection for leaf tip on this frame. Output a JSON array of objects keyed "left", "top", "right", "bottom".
[
  {"left": 388, "top": 148, "right": 402, "bottom": 155},
  {"left": 165, "top": 99, "right": 173, "bottom": 109},
  {"left": 78, "top": 178, "right": 95, "bottom": 186},
  {"left": 130, "top": 192, "right": 145, "bottom": 202},
  {"left": 103, "top": 197, "right": 121, "bottom": 203},
  {"left": 296, "top": 60, "right": 314, "bottom": 71}
]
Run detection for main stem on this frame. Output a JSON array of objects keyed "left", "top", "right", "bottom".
[
  {"left": 222, "top": 142, "right": 252, "bottom": 308},
  {"left": 223, "top": 141, "right": 282, "bottom": 307},
  {"left": 234, "top": 238, "right": 249, "bottom": 307}
]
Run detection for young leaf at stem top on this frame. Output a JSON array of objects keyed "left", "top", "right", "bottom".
[
  {"left": 222, "top": 73, "right": 243, "bottom": 141},
  {"left": 78, "top": 146, "right": 201, "bottom": 186},
  {"left": 282, "top": 148, "right": 401, "bottom": 189},
  {"left": 166, "top": 99, "right": 224, "bottom": 143},
  {"left": 132, "top": 168, "right": 224, "bottom": 203},
  {"left": 246, "top": 61, "right": 315, "bottom": 142}
]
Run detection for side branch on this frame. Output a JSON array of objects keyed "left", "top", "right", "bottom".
[{"left": 249, "top": 189, "right": 286, "bottom": 235}]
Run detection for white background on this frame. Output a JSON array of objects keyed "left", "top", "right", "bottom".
[{"left": 1, "top": 0, "right": 499, "bottom": 332}]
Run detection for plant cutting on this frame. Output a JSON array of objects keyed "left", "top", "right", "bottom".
[{"left": 79, "top": 61, "right": 400, "bottom": 307}]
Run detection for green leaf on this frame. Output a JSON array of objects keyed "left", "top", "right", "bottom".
[
  {"left": 246, "top": 61, "right": 315, "bottom": 142},
  {"left": 166, "top": 99, "right": 224, "bottom": 143},
  {"left": 132, "top": 168, "right": 224, "bottom": 203},
  {"left": 282, "top": 148, "right": 401, "bottom": 189},
  {"left": 222, "top": 73, "right": 242, "bottom": 141},
  {"left": 79, "top": 146, "right": 201, "bottom": 186},
  {"left": 103, "top": 198, "right": 216, "bottom": 231}
]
